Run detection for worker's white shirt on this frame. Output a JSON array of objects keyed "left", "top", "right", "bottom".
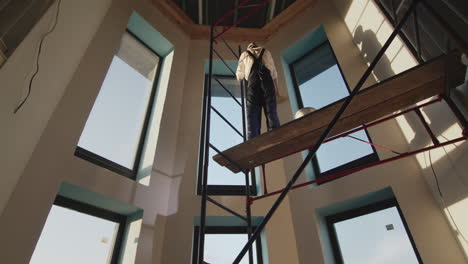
[{"left": 236, "top": 46, "right": 278, "bottom": 81}]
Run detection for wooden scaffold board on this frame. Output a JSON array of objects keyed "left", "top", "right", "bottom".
[{"left": 213, "top": 53, "right": 465, "bottom": 173}]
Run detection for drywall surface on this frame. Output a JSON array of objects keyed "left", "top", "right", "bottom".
[
  {"left": 332, "top": 0, "right": 468, "bottom": 260},
  {"left": 0, "top": 0, "right": 190, "bottom": 263},
  {"left": 0, "top": 0, "right": 112, "bottom": 216}
]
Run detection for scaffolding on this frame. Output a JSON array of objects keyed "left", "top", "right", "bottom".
[{"left": 197, "top": 0, "right": 468, "bottom": 263}]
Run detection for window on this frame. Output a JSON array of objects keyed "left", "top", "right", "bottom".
[
  {"left": 289, "top": 41, "right": 378, "bottom": 181},
  {"left": 30, "top": 196, "right": 126, "bottom": 264},
  {"left": 198, "top": 74, "right": 257, "bottom": 195},
  {"left": 326, "top": 199, "right": 422, "bottom": 264},
  {"left": 76, "top": 30, "right": 162, "bottom": 179},
  {"left": 192, "top": 226, "right": 263, "bottom": 264}
]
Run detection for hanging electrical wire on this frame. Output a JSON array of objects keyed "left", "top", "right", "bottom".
[
  {"left": 14, "top": 0, "right": 62, "bottom": 114},
  {"left": 428, "top": 149, "right": 468, "bottom": 244}
]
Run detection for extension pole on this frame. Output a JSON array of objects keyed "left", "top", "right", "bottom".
[{"left": 232, "top": 1, "right": 421, "bottom": 262}]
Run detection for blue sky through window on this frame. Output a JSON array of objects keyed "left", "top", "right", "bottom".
[
  {"left": 78, "top": 56, "right": 153, "bottom": 168},
  {"left": 296, "top": 64, "right": 375, "bottom": 172},
  {"left": 204, "top": 234, "right": 258, "bottom": 264},
  {"left": 207, "top": 77, "right": 247, "bottom": 186},
  {"left": 30, "top": 205, "right": 118, "bottom": 264},
  {"left": 334, "top": 206, "right": 419, "bottom": 263},
  {"left": 78, "top": 32, "right": 159, "bottom": 170}
]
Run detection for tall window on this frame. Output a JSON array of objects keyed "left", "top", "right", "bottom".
[
  {"left": 326, "top": 199, "right": 422, "bottom": 264},
  {"left": 192, "top": 226, "right": 263, "bottom": 264},
  {"left": 198, "top": 75, "right": 256, "bottom": 195},
  {"left": 290, "top": 41, "right": 378, "bottom": 180},
  {"left": 30, "top": 196, "right": 126, "bottom": 264},
  {"left": 76, "top": 31, "right": 162, "bottom": 179}
]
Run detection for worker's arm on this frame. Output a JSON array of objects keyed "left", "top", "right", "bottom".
[
  {"left": 264, "top": 50, "right": 286, "bottom": 103},
  {"left": 274, "top": 78, "right": 287, "bottom": 103},
  {"left": 236, "top": 52, "right": 246, "bottom": 81}
]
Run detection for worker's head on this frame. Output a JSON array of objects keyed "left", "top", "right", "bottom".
[{"left": 247, "top": 42, "right": 257, "bottom": 49}]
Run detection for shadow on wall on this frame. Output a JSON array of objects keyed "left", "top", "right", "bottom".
[
  {"left": 354, "top": 25, "right": 395, "bottom": 82},
  {"left": 334, "top": 0, "right": 468, "bottom": 256}
]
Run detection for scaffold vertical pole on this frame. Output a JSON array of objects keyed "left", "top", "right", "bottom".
[
  {"left": 238, "top": 45, "right": 254, "bottom": 264},
  {"left": 198, "top": 25, "right": 214, "bottom": 264}
]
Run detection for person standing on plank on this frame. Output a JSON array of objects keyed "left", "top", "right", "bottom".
[{"left": 236, "top": 42, "right": 283, "bottom": 139}]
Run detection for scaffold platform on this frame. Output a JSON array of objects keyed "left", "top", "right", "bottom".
[{"left": 213, "top": 53, "right": 465, "bottom": 173}]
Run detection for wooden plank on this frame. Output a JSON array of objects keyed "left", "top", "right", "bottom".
[{"left": 213, "top": 54, "right": 464, "bottom": 173}]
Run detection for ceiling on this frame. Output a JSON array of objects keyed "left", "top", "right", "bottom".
[
  {"left": 151, "top": 0, "right": 320, "bottom": 41},
  {"left": 170, "top": 0, "right": 296, "bottom": 28}
]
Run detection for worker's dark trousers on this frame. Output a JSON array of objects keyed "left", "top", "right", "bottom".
[{"left": 246, "top": 73, "right": 280, "bottom": 139}]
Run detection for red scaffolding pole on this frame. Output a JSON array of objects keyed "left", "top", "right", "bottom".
[
  {"left": 248, "top": 96, "right": 467, "bottom": 203},
  {"left": 212, "top": 0, "right": 272, "bottom": 41},
  {"left": 250, "top": 134, "right": 467, "bottom": 203},
  {"left": 248, "top": 97, "right": 444, "bottom": 174}
]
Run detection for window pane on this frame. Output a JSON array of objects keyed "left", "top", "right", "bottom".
[
  {"left": 207, "top": 76, "right": 246, "bottom": 186},
  {"left": 78, "top": 33, "right": 159, "bottom": 169},
  {"left": 30, "top": 205, "right": 119, "bottom": 264},
  {"left": 204, "top": 234, "right": 258, "bottom": 264},
  {"left": 293, "top": 42, "right": 336, "bottom": 87},
  {"left": 211, "top": 77, "right": 243, "bottom": 130},
  {"left": 296, "top": 65, "right": 348, "bottom": 109},
  {"left": 317, "top": 130, "right": 374, "bottom": 173},
  {"left": 292, "top": 48, "right": 375, "bottom": 173},
  {"left": 333, "top": 207, "right": 419, "bottom": 264}
]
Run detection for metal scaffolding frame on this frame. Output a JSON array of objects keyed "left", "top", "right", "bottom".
[
  {"left": 198, "top": 24, "right": 256, "bottom": 264},
  {"left": 197, "top": 0, "right": 468, "bottom": 263}
]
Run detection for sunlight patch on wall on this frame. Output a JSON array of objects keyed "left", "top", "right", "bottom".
[
  {"left": 395, "top": 115, "right": 416, "bottom": 142},
  {"left": 445, "top": 197, "right": 468, "bottom": 255},
  {"left": 413, "top": 123, "right": 465, "bottom": 169},
  {"left": 344, "top": 0, "right": 369, "bottom": 32},
  {"left": 391, "top": 44, "right": 418, "bottom": 73},
  {"left": 121, "top": 217, "right": 143, "bottom": 263},
  {"left": 344, "top": 0, "right": 418, "bottom": 82}
]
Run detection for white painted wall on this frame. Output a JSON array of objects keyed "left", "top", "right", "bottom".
[
  {"left": 0, "top": 0, "right": 112, "bottom": 216},
  {"left": 332, "top": 0, "right": 468, "bottom": 259},
  {"left": 0, "top": 0, "right": 190, "bottom": 263}
]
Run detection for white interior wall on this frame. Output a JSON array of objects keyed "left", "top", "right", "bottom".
[
  {"left": 0, "top": 0, "right": 113, "bottom": 216},
  {"left": 0, "top": 0, "right": 190, "bottom": 263}
]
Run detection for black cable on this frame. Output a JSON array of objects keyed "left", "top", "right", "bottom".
[
  {"left": 428, "top": 150, "right": 468, "bottom": 243},
  {"left": 14, "top": 0, "right": 62, "bottom": 114}
]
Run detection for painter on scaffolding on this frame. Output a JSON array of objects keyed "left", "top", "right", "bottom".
[{"left": 236, "top": 42, "right": 282, "bottom": 139}]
